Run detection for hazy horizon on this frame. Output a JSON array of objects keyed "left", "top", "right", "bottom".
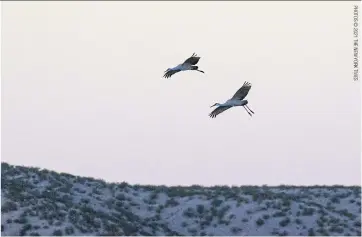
[{"left": 1, "top": 1, "right": 361, "bottom": 186}]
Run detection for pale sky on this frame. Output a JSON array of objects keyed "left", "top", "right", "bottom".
[{"left": 1, "top": 1, "right": 361, "bottom": 186}]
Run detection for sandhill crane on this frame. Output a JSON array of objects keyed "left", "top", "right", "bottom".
[
  {"left": 209, "top": 81, "right": 255, "bottom": 118},
  {"left": 163, "top": 53, "right": 205, "bottom": 78}
]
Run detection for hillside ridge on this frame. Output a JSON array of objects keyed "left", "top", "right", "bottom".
[{"left": 1, "top": 162, "right": 361, "bottom": 236}]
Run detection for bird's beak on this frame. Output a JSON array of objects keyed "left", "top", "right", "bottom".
[{"left": 210, "top": 104, "right": 216, "bottom": 108}]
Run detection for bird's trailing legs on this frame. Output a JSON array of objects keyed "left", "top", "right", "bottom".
[
  {"left": 191, "top": 66, "right": 205, "bottom": 74},
  {"left": 245, "top": 105, "right": 254, "bottom": 114},
  {"left": 243, "top": 106, "right": 252, "bottom": 116}
]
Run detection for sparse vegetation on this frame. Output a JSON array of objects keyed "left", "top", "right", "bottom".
[
  {"left": 196, "top": 204, "right": 205, "bottom": 215},
  {"left": 273, "top": 211, "right": 287, "bottom": 218},
  {"left": 1, "top": 162, "right": 361, "bottom": 236},
  {"left": 53, "top": 229, "right": 63, "bottom": 236},
  {"left": 165, "top": 198, "right": 179, "bottom": 207},
  {"left": 230, "top": 226, "right": 242, "bottom": 234},
  {"left": 279, "top": 217, "right": 290, "bottom": 227},
  {"left": 183, "top": 207, "right": 196, "bottom": 218},
  {"left": 256, "top": 218, "right": 265, "bottom": 226},
  {"left": 308, "top": 228, "right": 315, "bottom": 236},
  {"left": 2, "top": 201, "right": 18, "bottom": 213},
  {"left": 19, "top": 224, "right": 32, "bottom": 236},
  {"left": 301, "top": 207, "right": 315, "bottom": 216}
]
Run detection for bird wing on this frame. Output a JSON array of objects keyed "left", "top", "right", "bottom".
[
  {"left": 209, "top": 106, "right": 233, "bottom": 118},
  {"left": 231, "top": 81, "right": 252, "bottom": 100},
  {"left": 163, "top": 68, "right": 181, "bottom": 78},
  {"left": 182, "top": 53, "right": 201, "bottom": 65}
]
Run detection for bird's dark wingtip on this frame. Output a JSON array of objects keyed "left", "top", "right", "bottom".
[{"left": 243, "top": 81, "right": 252, "bottom": 87}]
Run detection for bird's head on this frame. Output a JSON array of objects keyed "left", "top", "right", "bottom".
[{"left": 210, "top": 103, "right": 221, "bottom": 108}]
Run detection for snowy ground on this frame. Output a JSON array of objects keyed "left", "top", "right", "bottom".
[{"left": 1, "top": 162, "right": 361, "bottom": 236}]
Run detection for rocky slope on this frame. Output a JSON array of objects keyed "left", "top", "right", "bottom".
[{"left": 1, "top": 162, "right": 361, "bottom": 236}]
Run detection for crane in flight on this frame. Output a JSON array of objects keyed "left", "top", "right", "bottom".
[
  {"left": 209, "top": 81, "right": 255, "bottom": 118},
  {"left": 163, "top": 53, "right": 205, "bottom": 79}
]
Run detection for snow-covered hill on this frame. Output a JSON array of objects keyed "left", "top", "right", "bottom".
[{"left": 1, "top": 162, "right": 361, "bottom": 236}]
